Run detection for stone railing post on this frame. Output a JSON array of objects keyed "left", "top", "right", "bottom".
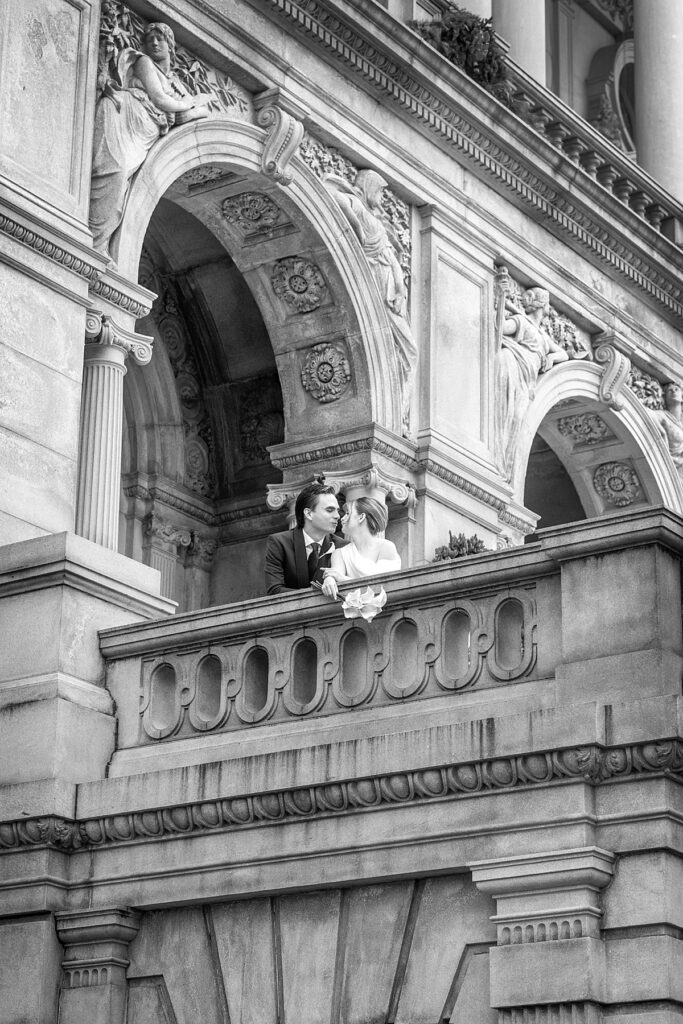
[
  {"left": 75, "top": 311, "right": 152, "bottom": 550},
  {"left": 56, "top": 908, "right": 140, "bottom": 1024},
  {"left": 470, "top": 848, "right": 614, "bottom": 1022}
]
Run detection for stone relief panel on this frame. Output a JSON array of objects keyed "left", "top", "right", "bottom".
[
  {"left": 235, "top": 374, "right": 284, "bottom": 465},
  {"left": 556, "top": 413, "right": 614, "bottom": 448},
  {"left": 221, "top": 191, "right": 284, "bottom": 236},
  {"left": 300, "top": 342, "right": 352, "bottom": 403},
  {"left": 270, "top": 256, "right": 328, "bottom": 313},
  {"left": 592, "top": 461, "right": 641, "bottom": 507},
  {"left": 139, "top": 250, "right": 217, "bottom": 498},
  {"left": 627, "top": 366, "right": 664, "bottom": 409},
  {"left": 90, "top": 1, "right": 252, "bottom": 258}
]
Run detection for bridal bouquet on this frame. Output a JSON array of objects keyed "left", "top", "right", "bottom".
[{"left": 340, "top": 586, "right": 387, "bottom": 622}]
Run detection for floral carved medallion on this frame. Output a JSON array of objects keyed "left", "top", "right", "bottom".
[
  {"left": 222, "top": 192, "right": 281, "bottom": 234},
  {"left": 271, "top": 257, "right": 327, "bottom": 313},
  {"left": 593, "top": 462, "right": 641, "bottom": 507},
  {"left": 301, "top": 343, "right": 351, "bottom": 403},
  {"left": 557, "top": 413, "right": 611, "bottom": 447}
]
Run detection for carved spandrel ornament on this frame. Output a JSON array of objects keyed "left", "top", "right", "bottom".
[
  {"left": 593, "top": 461, "right": 641, "bottom": 507},
  {"left": 301, "top": 343, "right": 352, "bottom": 403},
  {"left": 627, "top": 366, "right": 665, "bottom": 410},
  {"left": 494, "top": 269, "right": 569, "bottom": 479},
  {"left": 271, "top": 257, "right": 328, "bottom": 313},
  {"left": 90, "top": 2, "right": 251, "bottom": 261},
  {"left": 648, "top": 382, "right": 683, "bottom": 476},
  {"left": 324, "top": 170, "right": 417, "bottom": 434}
]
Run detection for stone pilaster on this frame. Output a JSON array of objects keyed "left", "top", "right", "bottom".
[
  {"left": 492, "top": 0, "right": 546, "bottom": 85},
  {"left": 634, "top": 0, "right": 683, "bottom": 203},
  {"left": 142, "top": 512, "right": 192, "bottom": 601},
  {"left": 470, "top": 848, "right": 615, "bottom": 1021},
  {"left": 75, "top": 311, "right": 152, "bottom": 550},
  {"left": 56, "top": 909, "right": 140, "bottom": 1024}
]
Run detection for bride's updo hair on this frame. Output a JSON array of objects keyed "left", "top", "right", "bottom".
[{"left": 354, "top": 496, "right": 388, "bottom": 535}]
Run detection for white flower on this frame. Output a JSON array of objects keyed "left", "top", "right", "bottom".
[{"left": 341, "top": 586, "right": 387, "bottom": 622}]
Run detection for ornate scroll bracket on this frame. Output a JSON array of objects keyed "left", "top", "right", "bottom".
[
  {"left": 85, "top": 309, "right": 153, "bottom": 365},
  {"left": 255, "top": 90, "right": 306, "bottom": 185},
  {"left": 594, "top": 334, "right": 631, "bottom": 410}
]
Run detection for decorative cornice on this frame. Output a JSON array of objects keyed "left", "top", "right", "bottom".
[
  {"left": 422, "top": 459, "right": 506, "bottom": 514},
  {"left": 265, "top": 0, "right": 683, "bottom": 323},
  {"left": 89, "top": 277, "right": 151, "bottom": 319},
  {"left": 1, "top": 740, "right": 680, "bottom": 854},
  {"left": 0, "top": 212, "right": 100, "bottom": 282}
]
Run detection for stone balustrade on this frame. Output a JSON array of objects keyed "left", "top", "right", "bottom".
[
  {"left": 504, "top": 59, "right": 683, "bottom": 240},
  {"left": 100, "top": 507, "right": 683, "bottom": 766}
]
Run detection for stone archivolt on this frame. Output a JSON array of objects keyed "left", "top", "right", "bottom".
[{"left": 1, "top": 739, "right": 680, "bottom": 853}]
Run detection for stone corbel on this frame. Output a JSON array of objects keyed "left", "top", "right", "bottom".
[
  {"left": 594, "top": 332, "right": 631, "bottom": 410},
  {"left": 254, "top": 88, "right": 307, "bottom": 185},
  {"left": 143, "top": 513, "right": 192, "bottom": 599},
  {"left": 85, "top": 309, "right": 153, "bottom": 365}
]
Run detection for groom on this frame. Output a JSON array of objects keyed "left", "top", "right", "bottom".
[{"left": 265, "top": 481, "right": 347, "bottom": 594}]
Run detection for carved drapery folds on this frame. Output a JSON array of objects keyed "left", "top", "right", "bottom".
[
  {"left": 324, "top": 169, "right": 417, "bottom": 434},
  {"left": 76, "top": 310, "right": 153, "bottom": 550},
  {"left": 90, "top": 1, "right": 251, "bottom": 259}
]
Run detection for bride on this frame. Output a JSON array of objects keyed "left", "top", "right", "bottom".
[{"left": 321, "top": 497, "right": 401, "bottom": 600}]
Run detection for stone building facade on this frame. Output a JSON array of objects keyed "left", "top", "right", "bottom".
[{"left": 1, "top": 0, "right": 682, "bottom": 1021}]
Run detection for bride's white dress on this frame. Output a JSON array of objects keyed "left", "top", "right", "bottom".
[{"left": 336, "top": 543, "right": 401, "bottom": 578}]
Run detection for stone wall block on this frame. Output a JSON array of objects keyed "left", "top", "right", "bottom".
[{"left": 489, "top": 938, "right": 606, "bottom": 1007}]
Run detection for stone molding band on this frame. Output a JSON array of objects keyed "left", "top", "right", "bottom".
[{"left": 1, "top": 739, "right": 680, "bottom": 854}]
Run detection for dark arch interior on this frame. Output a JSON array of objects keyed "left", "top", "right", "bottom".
[{"left": 523, "top": 433, "right": 587, "bottom": 537}]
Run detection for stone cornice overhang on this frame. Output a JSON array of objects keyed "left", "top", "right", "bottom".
[
  {"left": 253, "top": 0, "right": 683, "bottom": 327},
  {"left": 1, "top": 739, "right": 681, "bottom": 854}
]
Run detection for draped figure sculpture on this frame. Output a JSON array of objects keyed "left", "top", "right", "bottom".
[
  {"left": 650, "top": 383, "right": 683, "bottom": 477},
  {"left": 324, "top": 170, "right": 417, "bottom": 436},
  {"left": 496, "top": 286, "right": 568, "bottom": 480},
  {"left": 89, "top": 22, "right": 213, "bottom": 260}
]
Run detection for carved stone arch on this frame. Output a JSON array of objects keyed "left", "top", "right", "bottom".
[
  {"left": 114, "top": 118, "right": 404, "bottom": 435},
  {"left": 513, "top": 361, "right": 683, "bottom": 522}
]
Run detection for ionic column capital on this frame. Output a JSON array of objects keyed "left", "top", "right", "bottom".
[{"left": 85, "top": 309, "right": 153, "bottom": 365}]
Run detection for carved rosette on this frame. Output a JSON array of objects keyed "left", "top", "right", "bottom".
[
  {"left": 271, "top": 257, "right": 327, "bottom": 313},
  {"left": 557, "top": 414, "right": 611, "bottom": 447},
  {"left": 221, "top": 192, "right": 281, "bottom": 235},
  {"left": 301, "top": 343, "right": 351, "bottom": 403},
  {"left": 593, "top": 462, "right": 641, "bottom": 507}
]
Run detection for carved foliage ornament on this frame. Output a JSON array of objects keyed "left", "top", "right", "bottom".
[
  {"left": 556, "top": 414, "right": 611, "bottom": 447},
  {"left": 222, "top": 192, "right": 282, "bottom": 235},
  {"left": 301, "top": 343, "right": 351, "bottom": 403},
  {"left": 627, "top": 367, "right": 664, "bottom": 410},
  {"left": 271, "top": 257, "right": 327, "bottom": 313},
  {"left": 593, "top": 462, "right": 641, "bottom": 507}
]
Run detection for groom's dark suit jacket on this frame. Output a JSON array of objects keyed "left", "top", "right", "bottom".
[{"left": 265, "top": 527, "right": 348, "bottom": 594}]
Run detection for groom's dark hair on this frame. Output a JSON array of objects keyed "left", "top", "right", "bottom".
[{"left": 295, "top": 482, "right": 337, "bottom": 529}]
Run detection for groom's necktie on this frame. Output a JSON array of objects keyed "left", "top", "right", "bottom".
[{"left": 307, "top": 541, "right": 321, "bottom": 579}]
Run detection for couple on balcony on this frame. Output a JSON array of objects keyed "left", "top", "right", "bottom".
[{"left": 265, "top": 481, "right": 401, "bottom": 597}]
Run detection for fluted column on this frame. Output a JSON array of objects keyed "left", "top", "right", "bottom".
[
  {"left": 492, "top": 0, "right": 546, "bottom": 85},
  {"left": 75, "top": 311, "right": 152, "bottom": 550},
  {"left": 634, "top": 0, "right": 683, "bottom": 202}
]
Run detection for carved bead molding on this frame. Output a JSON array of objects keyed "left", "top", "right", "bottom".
[
  {"left": 221, "top": 192, "right": 282, "bottom": 234},
  {"left": 257, "top": 105, "right": 305, "bottom": 185},
  {"left": 265, "top": 0, "right": 683, "bottom": 324},
  {"left": 593, "top": 461, "right": 642, "bottom": 506},
  {"left": 301, "top": 342, "right": 351, "bottom": 402},
  {"left": 271, "top": 256, "right": 327, "bottom": 312},
  {"left": 1, "top": 740, "right": 681, "bottom": 853},
  {"left": 0, "top": 213, "right": 101, "bottom": 282},
  {"left": 85, "top": 310, "right": 153, "bottom": 364},
  {"left": 594, "top": 340, "right": 631, "bottom": 410}
]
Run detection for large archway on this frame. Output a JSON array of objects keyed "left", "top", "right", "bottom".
[
  {"left": 514, "top": 360, "right": 683, "bottom": 534},
  {"left": 114, "top": 117, "right": 407, "bottom": 608}
]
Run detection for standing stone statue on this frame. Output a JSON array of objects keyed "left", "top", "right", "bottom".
[
  {"left": 495, "top": 286, "right": 568, "bottom": 478},
  {"left": 324, "top": 170, "right": 417, "bottom": 436},
  {"left": 650, "top": 382, "right": 683, "bottom": 475},
  {"left": 89, "top": 22, "right": 214, "bottom": 260}
]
